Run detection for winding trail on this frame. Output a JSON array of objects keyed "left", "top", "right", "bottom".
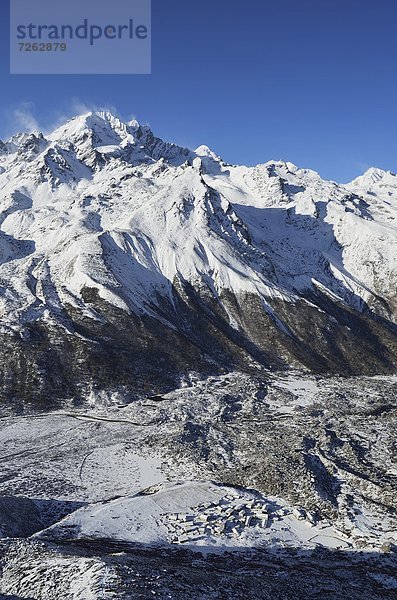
[{"left": 0, "top": 411, "right": 158, "bottom": 427}]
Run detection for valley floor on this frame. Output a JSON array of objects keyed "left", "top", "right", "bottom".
[{"left": 0, "top": 371, "right": 397, "bottom": 598}]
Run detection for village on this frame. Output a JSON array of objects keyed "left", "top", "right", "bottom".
[{"left": 164, "top": 495, "right": 281, "bottom": 545}]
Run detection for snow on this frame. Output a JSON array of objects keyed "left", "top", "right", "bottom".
[
  {"left": 35, "top": 480, "right": 355, "bottom": 554},
  {"left": 0, "top": 110, "right": 397, "bottom": 330},
  {"left": 1, "top": 370, "right": 397, "bottom": 559},
  {"left": 0, "top": 412, "right": 164, "bottom": 502},
  {"left": 269, "top": 374, "right": 320, "bottom": 412}
]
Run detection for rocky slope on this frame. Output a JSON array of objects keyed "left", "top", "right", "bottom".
[{"left": 0, "top": 111, "right": 397, "bottom": 409}]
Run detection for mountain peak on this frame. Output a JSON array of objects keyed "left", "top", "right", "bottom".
[
  {"left": 348, "top": 167, "right": 397, "bottom": 192},
  {"left": 195, "top": 145, "right": 219, "bottom": 159},
  {"left": 48, "top": 111, "right": 141, "bottom": 149}
]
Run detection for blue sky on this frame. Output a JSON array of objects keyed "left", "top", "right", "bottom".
[{"left": 1, "top": 0, "right": 396, "bottom": 182}]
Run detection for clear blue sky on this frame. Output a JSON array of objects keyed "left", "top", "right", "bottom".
[{"left": 1, "top": 0, "right": 396, "bottom": 182}]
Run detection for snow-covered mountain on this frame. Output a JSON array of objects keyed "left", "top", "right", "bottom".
[
  {"left": 0, "top": 111, "right": 397, "bottom": 407},
  {"left": 2, "top": 113, "right": 397, "bottom": 597}
]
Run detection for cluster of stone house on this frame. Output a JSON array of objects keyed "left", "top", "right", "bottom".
[{"left": 164, "top": 495, "right": 272, "bottom": 544}]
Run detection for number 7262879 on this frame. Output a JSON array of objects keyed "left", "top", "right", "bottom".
[{"left": 19, "top": 42, "right": 67, "bottom": 51}]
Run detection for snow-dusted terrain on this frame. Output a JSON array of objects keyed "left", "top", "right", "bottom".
[
  {"left": 1, "top": 371, "right": 397, "bottom": 597},
  {"left": 1, "top": 112, "right": 397, "bottom": 597}
]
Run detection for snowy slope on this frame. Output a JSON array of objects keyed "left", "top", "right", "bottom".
[
  {"left": 35, "top": 480, "right": 364, "bottom": 553},
  {"left": 1, "top": 110, "right": 396, "bottom": 323},
  {"left": 0, "top": 111, "right": 397, "bottom": 406}
]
